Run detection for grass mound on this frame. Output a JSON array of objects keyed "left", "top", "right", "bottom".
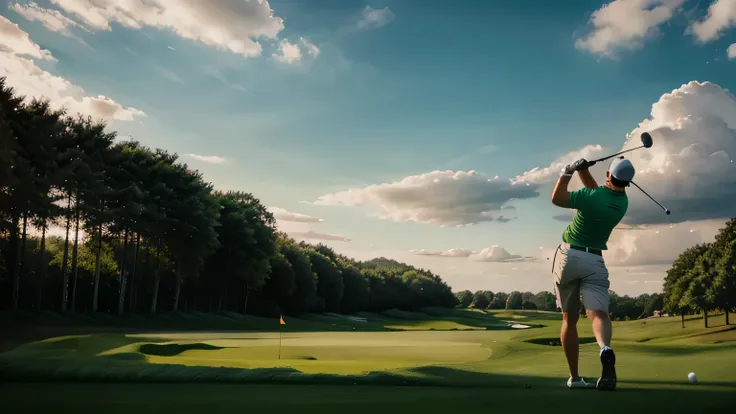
[{"left": 139, "top": 343, "right": 227, "bottom": 357}]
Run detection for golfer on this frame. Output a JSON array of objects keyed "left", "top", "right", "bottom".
[{"left": 550, "top": 156, "right": 635, "bottom": 391}]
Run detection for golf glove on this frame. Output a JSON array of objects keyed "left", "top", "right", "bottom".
[{"left": 563, "top": 158, "right": 590, "bottom": 175}]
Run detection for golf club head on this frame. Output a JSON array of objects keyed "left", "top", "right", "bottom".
[{"left": 641, "top": 132, "right": 653, "bottom": 148}]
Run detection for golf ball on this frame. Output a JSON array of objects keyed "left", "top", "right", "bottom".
[{"left": 688, "top": 372, "right": 697, "bottom": 383}]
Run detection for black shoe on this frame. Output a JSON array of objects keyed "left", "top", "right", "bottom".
[{"left": 596, "top": 347, "right": 616, "bottom": 391}]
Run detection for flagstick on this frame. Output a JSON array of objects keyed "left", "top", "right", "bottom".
[{"left": 278, "top": 325, "right": 282, "bottom": 360}]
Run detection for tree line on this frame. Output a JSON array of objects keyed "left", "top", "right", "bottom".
[
  {"left": 663, "top": 218, "right": 735, "bottom": 327},
  {"left": 454, "top": 289, "right": 663, "bottom": 321},
  {"left": 0, "top": 78, "right": 457, "bottom": 317}
]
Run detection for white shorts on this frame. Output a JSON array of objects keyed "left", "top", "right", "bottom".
[{"left": 551, "top": 243, "right": 610, "bottom": 313}]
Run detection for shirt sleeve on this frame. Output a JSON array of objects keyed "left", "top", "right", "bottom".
[{"left": 569, "top": 188, "right": 594, "bottom": 210}]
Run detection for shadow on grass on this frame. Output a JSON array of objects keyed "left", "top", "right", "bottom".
[
  {"left": 2, "top": 373, "right": 736, "bottom": 414},
  {"left": 525, "top": 337, "right": 596, "bottom": 346},
  {"left": 139, "top": 343, "right": 226, "bottom": 357}
]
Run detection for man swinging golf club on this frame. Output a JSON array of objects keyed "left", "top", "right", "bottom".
[{"left": 551, "top": 156, "right": 635, "bottom": 391}]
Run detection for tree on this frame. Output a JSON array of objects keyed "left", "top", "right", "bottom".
[
  {"left": 161, "top": 162, "right": 219, "bottom": 312},
  {"left": 686, "top": 245, "right": 720, "bottom": 328},
  {"left": 340, "top": 265, "right": 370, "bottom": 314},
  {"left": 306, "top": 249, "right": 344, "bottom": 313},
  {"left": 455, "top": 290, "right": 473, "bottom": 308},
  {"left": 641, "top": 293, "right": 663, "bottom": 318},
  {"left": 491, "top": 292, "right": 508, "bottom": 309},
  {"left": 533, "top": 291, "right": 557, "bottom": 311},
  {"left": 664, "top": 244, "right": 709, "bottom": 328},
  {"left": 471, "top": 290, "right": 493, "bottom": 309},
  {"left": 521, "top": 291, "right": 537, "bottom": 309},
  {"left": 711, "top": 219, "right": 736, "bottom": 325},
  {"left": 506, "top": 291, "right": 523, "bottom": 309}
]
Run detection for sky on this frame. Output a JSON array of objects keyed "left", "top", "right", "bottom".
[{"left": 1, "top": 0, "right": 735, "bottom": 296}]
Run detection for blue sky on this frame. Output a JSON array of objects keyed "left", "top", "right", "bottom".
[{"left": 2, "top": 0, "right": 736, "bottom": 295}]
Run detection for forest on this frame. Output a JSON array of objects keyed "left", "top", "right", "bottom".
[{"left": 0, "top": 78, "right": 456, "bottom": 317}]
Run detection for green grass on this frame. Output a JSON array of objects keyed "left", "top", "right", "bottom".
[{"left": 1, "top": 309, "right": 735, "bottom": 412}]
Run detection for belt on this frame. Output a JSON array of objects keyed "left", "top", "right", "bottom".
[{"left": 569, "top": 245, "right": 602, "bottom": 256}]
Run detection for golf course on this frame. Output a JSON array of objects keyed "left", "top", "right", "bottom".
[{"left": 2, "top": 308, "right": 735, "bottom": 413}]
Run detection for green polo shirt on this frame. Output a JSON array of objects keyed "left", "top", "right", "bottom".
[{"left": 562, "top": 186, "right": 628, "bottom": 250}]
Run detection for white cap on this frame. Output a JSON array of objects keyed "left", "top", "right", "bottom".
[{"left": 609, "top": 157, "right": 635, "bottom": 182}]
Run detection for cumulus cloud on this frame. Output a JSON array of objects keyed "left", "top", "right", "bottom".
[
  {"left": 0, "top": 15, "right": 55, "bottom": 60},
  {"left": 184, "top": 154, "right": 227, "bottom": 164},
  {"left": 356, "top": 6, "right": 395, "bottom": 31},
  {"left": 272, "top": 39, "right": 302, "bottom": 64},
  {"left": 9, "top": 2, "right": 86, "bottom": 36},
  {"left": 409, "top": 245, "right": 537, "bottom": 262},
  {"left": 0, "top": 16, "right": 144, "bottom": 121},
  {"left": 411, "top": 248, "right": 474, "bottom": 258},
  {"left": 472, "top": 245, "right": 537, "bottom": 263},
  {"left": 689, "top": 0, "right": 736, "bottom": 43},
  {"left": 615, "top": 81, "right": 736, "bottom": 225},
  {"left": 314, "top": 170, "right": 539, "bottom": 226},
  {"left": 272, "top": 37, "right": 320, "bottom": 64},
  {"left": 48, "top": 0, "right": 285, "bottom": 57},
  {"left": 291, "top": 231, "right": 351, "bottom": 242},
  {"left": 575, "top": 0, "right": 686, "bottom": 58},
  {"left": 728, "top": 43, "right": 736, "bottom": 59},
  {"left": 606, "top": 219, "right": 724, "bottom": 265},
  {"left": 513, "top": 145, "right": 605, "bottom": 186},
  {"left": 269, "top": 207, "right": 324, "bottom": 223}
]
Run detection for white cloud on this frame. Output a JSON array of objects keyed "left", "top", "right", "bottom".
[
  {"left": 412, "top": 248, "right": 474, "bottom": 258},
  {"left": 513, "top": 144, "right": 605, "bottom": 186},
  {"left": 301, "top": 37, "right": 320, "bottom": 58},
  {"left": 472, "top": 245, "right": 537, "bottom": 263},
  {"left": 272, "top": 39, "right": 302, "bottom": 64},
  {"left": 0, "top": 15, "right": 55, "bottom": 60},
  {"left": 314, "top": 170, "right": 538, "bottom": 226},
  {"left": 184, "top": 154, "right": 227, "bottom": 164},
  {"left": 272, "top": 37, "right": 320, "bottom": 64},
  {"left": 689, "top": 0, "right": 736, "bottom": 43},
  {"left": 9, "top": 2, "right": 86, "bottom": 36},
  {"left": 356, "top": 6, "right": 395, "bottom": 31},
  {"left": 614, "top": 80, "right": 736, "bottom": 224},
  {"left": 575, "top": 0, "right": 686, "bottom": 58},
  {"left": 291, "top": 231, "right": 351, "bottom": 242},
  {"left": 49, "top": 0, "right": 285, "bottom": 57},
  {"left": 411, "top": 245, "right": 537, "bottom": 262},
  {"left": 0, "top": 16, "right": 144, "bottom": 122},
  {"left": 269, "top": 207, "right": 324, "bottom": 223},
  {"left": 728, "top": 42, "right": 736, "bottom": 59},
  {"left": 606, "top": 219, "right": 724, "bottom": 265}
]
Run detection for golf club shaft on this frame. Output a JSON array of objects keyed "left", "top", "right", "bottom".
[
  {"left": 589, "top": 145, "right": 645, "bottom": 166},
  {"left": 631, "top": 181, "right": 670, "bottom": 213}
]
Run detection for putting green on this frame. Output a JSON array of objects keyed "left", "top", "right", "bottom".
[{"left": 95, "top": 332, "right": 494, "bottom": 374}]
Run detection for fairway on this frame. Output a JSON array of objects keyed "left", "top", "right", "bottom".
[{"left": 2, "top": 309, "right": 735, "bottom": 412}]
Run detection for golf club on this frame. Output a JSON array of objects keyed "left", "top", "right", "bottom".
[
  {"left": 588, "top": 132, "right": 653, "bottom": 167},
  {"left": 630, "top": 181, "right": 671, "bottom": 215}
]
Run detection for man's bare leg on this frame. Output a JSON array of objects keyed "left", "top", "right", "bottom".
[
  {"left": 587, "top": 310, "right": 612, "bottom": 348},
  {"left": 561, "top": 311, "right": 580, "bottom": 379},
  {"left": 588, "top": 309, "right": 616, "bottom": 390}
]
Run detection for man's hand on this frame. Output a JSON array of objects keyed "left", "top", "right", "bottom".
[
  {"left": 564, "top": 158, "right": 591, "bottom": 175},
  {"left": 572, "top": 158, "right": 591, "bottom": 171}
]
